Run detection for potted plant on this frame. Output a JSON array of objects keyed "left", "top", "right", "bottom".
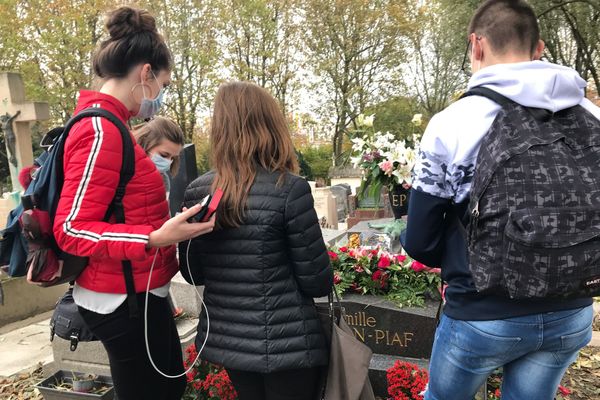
[
  {"left": 386, "top": 360, "right": 429, "bottom": 400},
  {"left": 35, "top": 370, "right": 114, "bottom": 399},
  {"left": 350, "top": 116, "right": 420, "bottom": 219}
]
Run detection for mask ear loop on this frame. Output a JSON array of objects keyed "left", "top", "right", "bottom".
[{"left": 130, "top": 82, "right": 153, "bottom": 104}]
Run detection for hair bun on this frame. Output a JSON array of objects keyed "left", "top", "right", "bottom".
[{"left": 106, "top": 6, "right": 157, "bottom": 40}]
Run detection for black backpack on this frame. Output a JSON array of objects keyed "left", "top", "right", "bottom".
[
  {"left": 1, "top": 107, "right": 140, "bottom": 349},
  {"left": 461, "top": 87, "right": 600, "bottom": 299}
]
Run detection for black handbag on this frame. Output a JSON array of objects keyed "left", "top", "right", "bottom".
[{"left": 50, "top": 286, "right": 97, "bottom": 351}]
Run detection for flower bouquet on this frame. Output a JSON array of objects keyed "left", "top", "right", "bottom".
[
  {"left": 350, "top": 116, "right": 420, "bottom": 203},
  {"left": 328, "top": 246, "right": 442, "bottom": 308}
]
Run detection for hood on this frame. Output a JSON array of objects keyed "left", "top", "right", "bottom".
[{"left": 468, "top": 61, "right": 587, "bottom": 113}]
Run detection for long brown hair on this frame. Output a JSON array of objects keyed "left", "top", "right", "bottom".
[
  {"left": 133, "top": 117, "right": 185, "bottom": 175},
  {"left": 210, "top": 81, "right": 299, "bottom": 228}
]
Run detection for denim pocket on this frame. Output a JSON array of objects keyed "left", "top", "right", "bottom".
[
  {"left": 448, "top": 319, "right": 522, "bottom": 373},
  {"left": 561, "top": 324, "right": 592, "bottom": 352}
]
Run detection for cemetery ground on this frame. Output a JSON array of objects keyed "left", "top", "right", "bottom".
[{"left": 0, "top": 299, "right": 599, "bottom": 399}]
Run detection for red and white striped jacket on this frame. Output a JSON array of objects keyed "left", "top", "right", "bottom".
[{"left": 53, "top": 90, "right": 177, "bottom": 293}]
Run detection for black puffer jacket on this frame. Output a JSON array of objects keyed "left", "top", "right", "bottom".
[{"left": 180, "top": 169, "right": 333, "bottom": 373}]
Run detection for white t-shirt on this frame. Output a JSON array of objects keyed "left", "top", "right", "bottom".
[{"left": 73, "top": 282, "right": 170, "bottom": 314}]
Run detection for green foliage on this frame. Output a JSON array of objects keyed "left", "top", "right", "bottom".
[
  {"left": 297, "top": 145, "right": 333, "bottom": 181},
  {"left": 365, "top": 96, "right": 424, "bottom": 143}
]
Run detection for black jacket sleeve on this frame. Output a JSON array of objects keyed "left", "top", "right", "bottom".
[
  {"left": 284, "top": 178, "right": 333, "bottom": 297},
  {"left": 401, "top": 188, "right": 451, "bottom": 268},
  {"left": 178, "top": 181, "right": 210, "bottom": 286}
]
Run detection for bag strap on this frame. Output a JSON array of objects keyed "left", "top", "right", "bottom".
[
  {"left": 460, "top": 86, "right": 514, "bottom": 107},
  {"left": 462, "top": 86, "right": 554, "bottom": 122},
  {"left": 62, "top": 108, "right": 139, "bottom": 319}
]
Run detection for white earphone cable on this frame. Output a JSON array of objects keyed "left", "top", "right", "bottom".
[{"left": 143, "top": 239, "right": 209, "bottom": 378}]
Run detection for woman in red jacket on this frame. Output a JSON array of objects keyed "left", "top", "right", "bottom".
[{"left": 52, "top": 6, "right": 213, "bottom": 400}]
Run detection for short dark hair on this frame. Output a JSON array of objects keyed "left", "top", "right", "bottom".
[
  {"left": 92, "top": 6, "right": 173, "bottom": 79},
  {"left": 468, "top": 0, "right": 539, "bottom": 55}
]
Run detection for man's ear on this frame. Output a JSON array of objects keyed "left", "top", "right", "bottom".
[{"left": 532, "top": 39, "right": 545, "bottom": 60}]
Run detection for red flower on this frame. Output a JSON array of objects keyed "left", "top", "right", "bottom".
[
  {"left": 339, "top": 246, "right": 348, "bottom": 253},
  {"left": 410, "top": 260, "right": 427, "bottom": 272},
  {"left": 333, "top": 273, "right": 342, "bottom": 285},
  {"left": 558, "top": 385, "right": 572, "bottom": 396},
  {"left": 395, "top": 254, "right": 407, "bottom": 263},
  {"left": 378, "top": 255, "right": 391, "bottom": 269},
  {"left": 372, "top": 270, "right": 383, "bottom": 281},
  {"left": 328, "top": 251, "right": 338, "bottom": 261},
  {"left": 387, "top": 360, "right": 428, "bottom": 400},
  {"left": 494, "top": 388, "right": 501, "bottom": 397}
]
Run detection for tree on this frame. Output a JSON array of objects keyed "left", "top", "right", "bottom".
[
  {"left": 402, "top": 0, "right": 477, "bottom": 119},
  {"left": 364, "top": 96, "right": 423, "bottom": 143},
  {"left": 221, "top": 0, "right": 301, "bottom": 113},
  {"left": 535, "top": 0, "right": 600, "bottom": 94},
  {"left": 302, "top": 0, "right": 410, "bottom": 165},
  {"left": 0, "top": 0, "right": 117, "bottom": 124},
  {"left": 139, "top": 0, "right": 222, "bottom": 140}
]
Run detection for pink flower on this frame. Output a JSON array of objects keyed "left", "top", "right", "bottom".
[
  {"left": 427, "top": 267, "right": 442, "bottom": 274},
  {"left": 410, "top": 260, "right": 427, "bottom": 272},
  {"left": 333, "top": 274, "right": 342, "bottom": 285},
  {"left": 339, "top": 246, "right": 348, "bottom": 253},
  {"left": 377, "top": 256, "right": 391, "bottom": 269},
  {"left": 394, "top": 254, "right": 407, "bottom": 263},
  {"left": 354, "top": 265, "right": 365, "bottom": 273},
  {"left": 328, "top": 251, "right": 338, "bottom": 261},
  {"left": 378, "top": 160, "right": 394, "bottom": 176}
]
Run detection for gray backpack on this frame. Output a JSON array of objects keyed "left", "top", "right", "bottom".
[{"left": 462, "top": 87, "right": 600, "bottom": 299}]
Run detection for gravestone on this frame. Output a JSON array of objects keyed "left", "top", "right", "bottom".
[
  {"left": 0, "top": 72, "right": 49, "bottom": 193},
  {"left": 329, "top": 166, "right": 362, "bottom": 195},
  {"left": 316, "top": 294, "right": 438, "bottom": 397},
  {"left": 313, "top": 187, "right": 338, "bottom": 229},
  {"left": 330, "top": 184, "right": 349, "bottom": 221},
  {"left": 168, "top": 143, "right": 198, "bottom": 216}
]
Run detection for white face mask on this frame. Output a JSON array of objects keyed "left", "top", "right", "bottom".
[{"left": 151, "top": 153, "right": 172, "bottom": 174}]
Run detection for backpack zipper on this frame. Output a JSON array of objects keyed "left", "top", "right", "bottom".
[{"left": 469, "top": 200, "right": 480, "bottom": 246}]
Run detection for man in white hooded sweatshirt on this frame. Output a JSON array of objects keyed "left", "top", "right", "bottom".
[{"left": 402, "top": 1, "right": 599, "bottom": 399}]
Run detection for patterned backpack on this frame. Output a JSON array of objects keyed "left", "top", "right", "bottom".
[{"left": 462, "top": 86, "right": 600, "bottom": 299}]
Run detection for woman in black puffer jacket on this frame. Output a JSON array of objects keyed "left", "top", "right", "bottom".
[{"left": 180, "top": 81, "right": 333, "bottom": 400}]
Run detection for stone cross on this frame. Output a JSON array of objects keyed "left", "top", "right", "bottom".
[{"left": 0, "top": 72, "right": 49, "bottom": 192}]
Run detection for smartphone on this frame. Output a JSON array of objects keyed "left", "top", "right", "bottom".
[
  {"left": 200, "top": 189, "right": 223, "bottom": 222},
  {"left": 187, "top": 194, "right": 211, "bottom": 223}
]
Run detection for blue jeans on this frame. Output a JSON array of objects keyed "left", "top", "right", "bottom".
[{"left": 425, "top": 305, "right": 593, "bottom": 400}]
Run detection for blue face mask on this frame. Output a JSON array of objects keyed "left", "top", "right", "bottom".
[
  {"left": 137, "top": 72, "right": 164, "bottom": 120},
  {"left": 151, "top": 153, "right": 172, "bottom": 174}
]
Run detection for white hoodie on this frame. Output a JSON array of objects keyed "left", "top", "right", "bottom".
[{"left": 412, "top": 61, "right": 600, "bottom": 203}]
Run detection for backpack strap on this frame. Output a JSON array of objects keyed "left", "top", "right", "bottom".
[
  {"left": 462, "top": 86, "right": 554, "bottom": 121},
  {"left": 460, "top": 86, "right": 514, "bottom": 107},
  {"left": 62, "top": 108, "right": 139, "bottom": 319}
]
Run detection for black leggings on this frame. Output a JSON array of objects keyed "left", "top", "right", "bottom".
[
  {"left": 226, "top": 367, "right": 321, "bottom": 400},
  {"left": 79, "top": 293, "right": 186, "bottom": 400}
]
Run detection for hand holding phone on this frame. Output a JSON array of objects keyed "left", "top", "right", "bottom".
[{"left": 187, "top": 189, "right": 223, "bottom": 223}]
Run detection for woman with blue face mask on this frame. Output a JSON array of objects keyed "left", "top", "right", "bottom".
[
  {"left": 52, "top": 7, "right": 214, "bottom": 400},
  {"left": 134, "top": 117, "right": 185, "bottom": 199}
]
